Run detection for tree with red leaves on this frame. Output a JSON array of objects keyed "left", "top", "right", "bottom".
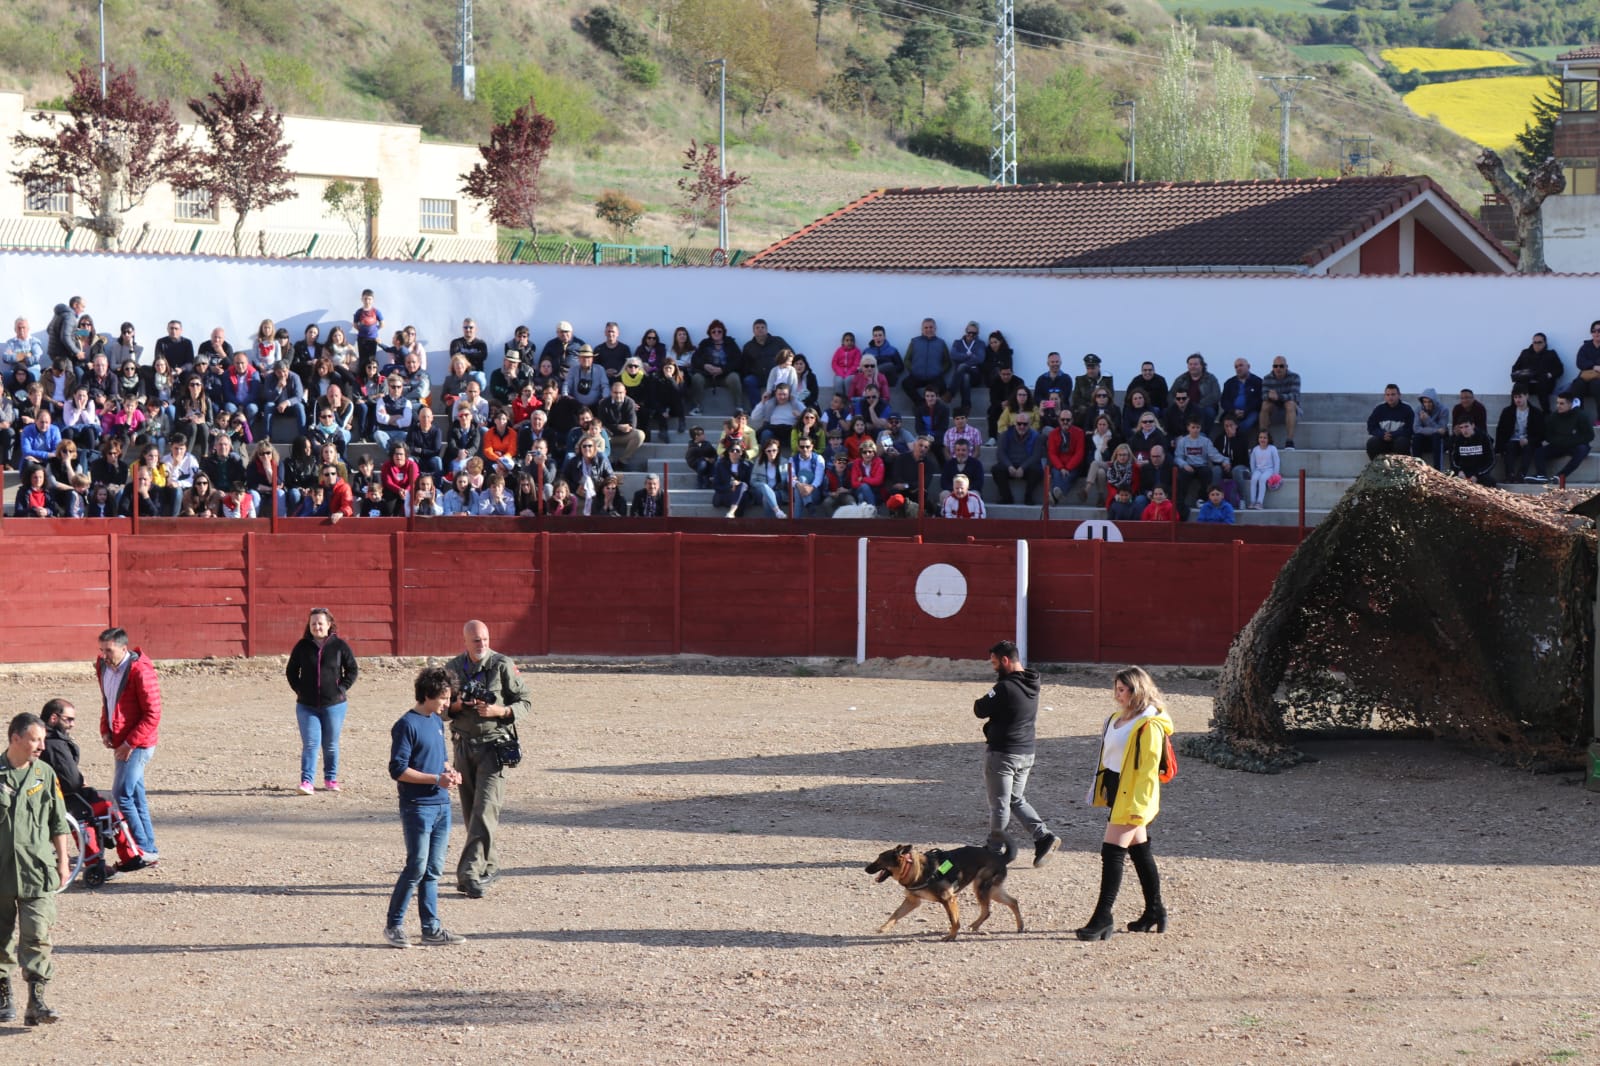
[
  {"left": 676, "top": 139, "right": 750, "bottom": 244},
  {"left": 9, "top": 63, "right": 193, "bottom": 250},
  {"left": 459, "top": 100, "right": 556, "bottom": 236},
  {"left": 178, "top": 64, "right": 297, "bottom": 256}
]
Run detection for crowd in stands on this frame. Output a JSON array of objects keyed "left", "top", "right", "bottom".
[{"left": 4, "top": 293, "right": 1579, "bottom": 522}]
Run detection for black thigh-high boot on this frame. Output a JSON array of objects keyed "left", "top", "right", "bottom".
[
  {"left": 1126, "top": 838, "right": 1168, "bottom": 933},
  {"left": 1076, "top": 842, "right": 1126, "bottom": 941}
]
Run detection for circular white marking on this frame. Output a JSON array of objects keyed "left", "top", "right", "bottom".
[{"left": 914, "top": 564, "right": 968, "bottom": 619}]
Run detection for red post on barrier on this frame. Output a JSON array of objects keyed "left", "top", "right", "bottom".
[
  {"left": 1297, "top": 468, "right": 1307, "bottom": 542},
  {"left": 269, "top": 453, "right": 280, "bottom": 533},
  {"left": 917, "top": 461, "right": 927, "bottom": 533},
  {"left": 1169, "top": 466, "right": 1180, "bottom": 540},
  {"left": 661, "top": 465, "right": 671, "bottom": 518},
  {"left": 130, "top": 462, "right": 141, "bottom": 535}
]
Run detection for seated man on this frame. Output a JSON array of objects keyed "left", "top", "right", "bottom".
[
  {"left": 1033, "top": 351, "right": 1072, "bottom": 410},
  {"left": 630, "top": 473, "right": 665, "bottom": 517},
  {"left": 2, "top": 317, "right": 44, "bottom": 380},
  {"left": 539, "top": 320, "right": 585, "bottom": 375},
  {"left": 563, "top": 346, "right": 608, "bottom": 409},
  {"left": 450, "top": 318, "right": 490, "bottom": 373},
  {"left": 990, "top": 417, "right": 1042, "bottom": 506},
  {"left": 1448, "top": 416, "right": 1496, "bottom": 486},
  {"left": 750, "top": 382, "right": 804, "bottom": 448},
  {"left": 886, "top": 435, "right": 940, "bottom": 513},
  {"left": 788, "top": 436, "right": 827, "bottom": 516},
  {"left": 596, "top": 380, "right": 644, "bottom": 470},
  {"left": 1259, "top": 356, "right": 1299, "bottom": 448},
  {"left": 1219, "top": 358, "right": 1262, "bottom": 435},
  {"left": 939, "top": 437, "right": 985, "bottom": 507},
  {"left": 1452, "top": 388, "right": 1488, "bottom": 436},
  {"left": 200, "top": 433, "right": 247, "bottom": 494},
  {"left": 259, "top": 360, "right": 307, "bottom": 440},
  {"left": 1068, "top": 353, "right": 1114, "bottom": 425},
  {"left": 863, "top": 326, "right": 903, "bottom": 385},
  {"left": 1365, "top": 384, "right": 1414, "bottom": 460},
  {"left": 1046, "top": 413, "right": 1085, "bottom": 504},
  {"left": 1532, "top": 392, "right": 1594, "bottom": 483},
  {"left": 40, "top": 698, "right": 147, "bottom": 874},
  {"left": 1494, "top": 387, "right": 1542, "bottom": 484}
]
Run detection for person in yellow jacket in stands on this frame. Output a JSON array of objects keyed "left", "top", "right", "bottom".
[{"left": 1076, "top": 666, "right": 1175, "bottom": 941}]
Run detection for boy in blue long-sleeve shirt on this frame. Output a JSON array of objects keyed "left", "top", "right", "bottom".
[
  {"left": 385, "top": 667, "right": 466, "bottom": 950},
  {"left": 1196, "top": 486, "right": 1236, "bottom": 524}
]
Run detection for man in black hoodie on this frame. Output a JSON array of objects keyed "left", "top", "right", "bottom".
[{"left": 974, "top": 640, "right": 1057, "bottom": 867}]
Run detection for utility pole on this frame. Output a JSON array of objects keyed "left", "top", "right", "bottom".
[
  {"left": 98, "top": 0, "right": 107, "bottom": 97},
  {"left": 1115, "top": 99, "right": 1137, "bottom": 182},
  {"left": 1259, "top": 75, "right": 1313, "bottom": 180},
  {"left": 707, "top": 58, "right": 728, "bottom": 249},
  {"left": 989, "top": 0, "right": 1017, "bottom": 185},
  {"left": 453, "top": 0, "right": 476, "bottom": 101}
]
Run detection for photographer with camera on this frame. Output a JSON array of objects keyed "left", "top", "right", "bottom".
[{"left": 445, "top": 620, "right": 531, "bottom": 899}]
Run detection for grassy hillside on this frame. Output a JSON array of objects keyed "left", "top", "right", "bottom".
[{"left": 0, "top": 0, "right": 1526, "bottom": 250}]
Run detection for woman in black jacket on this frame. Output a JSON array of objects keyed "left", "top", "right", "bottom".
[{"left": 285, "top": 607, "right": 359, "bottom": 794}]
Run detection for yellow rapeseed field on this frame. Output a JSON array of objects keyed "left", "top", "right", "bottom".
[
  {"left": 1381, "top": 47, "right": 1522, "bottom": 72},
  {"left": 1403, "top": 76, "right": 1550, "bottom": 148}
]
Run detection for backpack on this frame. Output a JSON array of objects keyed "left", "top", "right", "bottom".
[{"left": 1136, "top": 721, "right": 1178, "bottom": 784}]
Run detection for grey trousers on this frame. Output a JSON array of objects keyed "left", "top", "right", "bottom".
[{"left": 984, "top": 749, "right": 1047, "bottom": 841}]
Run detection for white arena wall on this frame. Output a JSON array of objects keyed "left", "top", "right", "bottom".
[{"left": 4, "top": 250, "right": 1599, "bottom": 395}]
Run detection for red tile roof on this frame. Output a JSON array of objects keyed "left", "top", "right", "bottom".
[
  {"left": 1557, "top": 44, "right": 1600, "bottom": 62},
  {"left": 744, "top": 176, "right": 1512, "bottom": 273}
]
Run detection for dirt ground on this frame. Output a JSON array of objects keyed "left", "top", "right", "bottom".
[{"left": 6, "top": 654, "right": 1599, "bottom": 1065}]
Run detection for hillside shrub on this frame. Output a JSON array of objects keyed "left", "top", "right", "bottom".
[
  {"left": 622, "top": 55, "right": 660, "bottom": 87},
  {"left": 585, "top": 5, "right": 649, "bottom": 58}
]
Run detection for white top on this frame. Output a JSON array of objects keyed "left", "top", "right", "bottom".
[{"left": 1102, "top": 705, "right": 1157, "bottom": 771}]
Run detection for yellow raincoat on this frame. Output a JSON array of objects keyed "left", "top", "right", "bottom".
[{"left": 1091, "top": 708, "right": 1174, "bottom": 826}]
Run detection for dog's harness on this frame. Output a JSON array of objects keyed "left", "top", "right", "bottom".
[{"left": 901, "top": 848, "right": 959, "bottom": 892}]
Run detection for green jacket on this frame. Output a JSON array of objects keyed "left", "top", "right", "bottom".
[
  {"left": 445, "top": 651, "right": 532, "bottom": 742},
  {"left": 1543, "top": 408, "right": 1594, "bottom": 452},
  {"left": 0, "top": 758, "right": 69, "bottom": 898}
]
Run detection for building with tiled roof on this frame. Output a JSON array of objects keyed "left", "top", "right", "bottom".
[
  {"left": 1540, "top": 46, "right": 1600, "bottom": 271},
  {"left": 744, "top": 177, "right": 1514, "bottom": 275}
]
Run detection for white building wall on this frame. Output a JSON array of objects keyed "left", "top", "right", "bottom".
[
  {"left": 1541, "top": 195, "right": 1600, "bottom": 273},
  {"left": 2, "top": 250, "right": 1597, "bottom": 396},
  {"left": 0, "top": 90, "right": 494, "bottom": 255}
]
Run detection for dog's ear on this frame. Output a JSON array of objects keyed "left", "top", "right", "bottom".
[{"left": 896, "top": 844, "right": 912, "bottom": 855}]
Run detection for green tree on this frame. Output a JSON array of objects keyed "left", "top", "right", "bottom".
[
  {"left": 1017, "top": 67, "right": 1120, "bottom": 160},
  {"left": 1514, "top": 76, "right": 1561, "bottom": 185},
  {"left": 595, "top": 189, "right": 646, "bottom": 238},
  {"left": 893, "top": 25, "right": 953, "bottom": 108},
  {"left": 1139, "top": 23, "right": 1257, "bottom": 181}
]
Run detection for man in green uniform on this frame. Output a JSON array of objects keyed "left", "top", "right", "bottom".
[
  {"left": 0, "top": 712, "right": 71, "bottom": 1026},
  {"left": 446, "top": 620, "right": 531, "bottom": 899}
]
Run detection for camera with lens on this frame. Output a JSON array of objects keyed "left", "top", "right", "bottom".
[{"left": 458, "top": 678, "right": 493, "bottom": 708}]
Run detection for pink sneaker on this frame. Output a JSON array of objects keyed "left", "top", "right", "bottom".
[
  {"left": 297, "top": 781, "right": 313, "bottom": 795},
  {"left": 324, "top": 780, "right": 342, "bottom": 792}
]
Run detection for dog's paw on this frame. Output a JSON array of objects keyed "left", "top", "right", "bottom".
[
  {"left": 877, "top": 923, "right": 896, "bottom": 934},
  {"left": 940, "top": 932, "right": 959, "bottom": 942}
]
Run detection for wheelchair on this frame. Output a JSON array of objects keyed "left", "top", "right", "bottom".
[{"left": 59, "top": 796, "right": 150, "bottom": 891}]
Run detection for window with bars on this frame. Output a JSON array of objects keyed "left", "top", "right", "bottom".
[
  {"left": 23, "top": 179, "right": 70, "bottom": 215},
  {"left": 175, "top": 187, "right": 218, "bottom": 221},
  {"left": 420, "top": 198, "right": 457, "bottom": 233}
]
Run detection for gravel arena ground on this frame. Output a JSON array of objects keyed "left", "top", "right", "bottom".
[{"left": 6, "top": 655, "right": 1599, "bottom": 1065}]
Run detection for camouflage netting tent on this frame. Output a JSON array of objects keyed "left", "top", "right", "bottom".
[{"left": 1192, "top": 456, "right": 1598, "bottom": 772}]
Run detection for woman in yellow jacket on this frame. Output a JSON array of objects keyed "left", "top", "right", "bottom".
[{"left": 1076, "top": 666, "right": 1175, "bottom": 941}]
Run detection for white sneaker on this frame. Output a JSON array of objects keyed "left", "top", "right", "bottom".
[
  {"left": 774, "top": 509, "right": 787, "bottom": 519},
  {"left": 725, "top": 505, "right": 739, "bottom": 518}
]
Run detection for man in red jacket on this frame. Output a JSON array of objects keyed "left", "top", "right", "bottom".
[{"left": 95, "top": 628, "right": 162, "bottom": 861}]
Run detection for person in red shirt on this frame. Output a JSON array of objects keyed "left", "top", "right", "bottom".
[
  {"left": 1046, "top": 416, "right": 1086, "bottom": 504},
  {"left": 381, "top": 441, "right": 421, "bottom": 516},
  {"left": 1140, "top": 485, "right": 1177, "bottom": 522},
  {"left": 321, "top": 465, "right": 355, "bottom": 523},
  {"left": 95, "top": 628, "right": 162, "bottom": 861}
]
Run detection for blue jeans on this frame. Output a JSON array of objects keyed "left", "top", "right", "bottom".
[
  {"left": 742, "top": 373, "right": 763, "bottom": 410},
  {"left": 387, "top": 802, "right": 451, "bottom": 933},
  {"left": 752, "top": 481, "right": 785, "bottom": 516},
  {"left": 983, "top": 749, "right": 1046, "bottom": 841},
  {"left": 1049, "top": 466, "right": 1080, "bottom": 500},
  {"left": 854, "top": 483, "right": 878, "bottom": 506},
  {"left": 947, "top": 363, "right": 981, "bottom": 410},
  {"left": 295, "top": 701, "right": 348, "bottom": 784},
  {"left": 112, "top": 745, "right": 157, "bottom": 853}
]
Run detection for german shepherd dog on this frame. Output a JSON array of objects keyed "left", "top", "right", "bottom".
[{"left": 865, "top": 844, "right": 1023, "bottom": 941}]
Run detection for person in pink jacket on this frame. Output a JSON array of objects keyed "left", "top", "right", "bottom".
[
  {"left": 831, "top": 331, "right": 863, "bottom": 399},
  {"left": 95, "top": 628, "right": 163, "bottom": 861}
]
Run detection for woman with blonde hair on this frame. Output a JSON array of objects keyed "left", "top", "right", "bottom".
[{"left": 1076, "top": 665, "right": 1175, "bottom": 940}]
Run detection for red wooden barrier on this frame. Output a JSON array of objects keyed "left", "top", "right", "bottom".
[{"left": 0, "top": 526, "right": 1300, "bottom": 665}]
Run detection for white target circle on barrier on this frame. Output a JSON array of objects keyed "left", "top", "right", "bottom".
[{"left": 914, "top": 563, "right": 968, "bottom": 619}]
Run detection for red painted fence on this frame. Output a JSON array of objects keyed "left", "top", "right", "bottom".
[{"left": 6, "top": 520, "right": 1295, "bottom": 665}]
